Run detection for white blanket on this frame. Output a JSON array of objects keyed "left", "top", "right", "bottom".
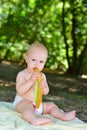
[{"left": 0, "top": 101, "right": 87, "bottom": 130}]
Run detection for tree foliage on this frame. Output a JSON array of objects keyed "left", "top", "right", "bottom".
[{"left": 0, "top": 0, "right": 87, "bottom": 74}]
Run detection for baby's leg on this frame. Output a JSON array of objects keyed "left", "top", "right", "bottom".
[
  {"left": 16, "top": 99, "right": 52, "bottom": 126},
  {"left": 43, "top": 102, "right": 76, "bottom": 121}
]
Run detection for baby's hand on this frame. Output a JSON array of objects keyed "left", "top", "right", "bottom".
[
  {"left": 30, "top": 72, "right": 40, "bottom": 83},
  {"left": 40, "top": 79, "right": 45, "bottom": 89}
]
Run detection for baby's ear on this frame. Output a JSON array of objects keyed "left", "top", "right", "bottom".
[{"left": 24, "top": 55, "right": 28, "bottom": 63}]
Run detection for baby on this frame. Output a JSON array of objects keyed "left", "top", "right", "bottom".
[{"left": 13, "top": 42, "right": 76, "bottom": 126}]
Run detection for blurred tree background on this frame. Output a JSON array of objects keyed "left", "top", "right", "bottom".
[{"left": 0, "top": 0, "right": 87, "bottom": 75}]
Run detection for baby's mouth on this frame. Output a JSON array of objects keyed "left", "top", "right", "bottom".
[{"left": 33, "top": 67, "right": 37, "bottom": 70}]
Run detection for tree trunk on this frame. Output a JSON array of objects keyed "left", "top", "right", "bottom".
[
  {"left": 77, "top": 41, "right": 87, "bottom": 74},
  {"left": 62, "top": 0, "right": 72, "bottom": 73},
  {"left": 71, "top": 12, "right": 78, "bottom": 73}
]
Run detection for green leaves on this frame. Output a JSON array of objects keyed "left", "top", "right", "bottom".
[{"left": 0, "top": 0, "right": 87, "bottom": 74}]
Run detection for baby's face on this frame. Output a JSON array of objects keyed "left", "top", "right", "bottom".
[{"left": 26, "top": 47, "right": 47, "bottom": 72}]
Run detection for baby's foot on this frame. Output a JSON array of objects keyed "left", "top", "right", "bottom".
[
  {"left": 30, "top": 117, "right": 52, "bottom": 126},
  {"left": 62, "top": 110, "right": 76, "bottom": 121}
]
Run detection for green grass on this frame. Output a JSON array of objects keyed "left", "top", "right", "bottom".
[
  {"left": 0, "top": 86, "right": 15, "bottom": 91},
  {"left": 70, "top": 93, "right": 87, "bottom": 100}
]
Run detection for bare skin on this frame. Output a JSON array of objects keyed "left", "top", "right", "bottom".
[
  {"left": 16, "top": 100, "right": 52, "bottom": 126},
  {"left": 13, "top": 42, "right": 76, "bottom": 126}
]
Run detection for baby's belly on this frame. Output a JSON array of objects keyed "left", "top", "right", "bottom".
[
  {"left": 22, "top": 93, "right": 35, "bottom": 102},
  {"left": 17, "top": 88, "right": 35, "bottom": 102}
]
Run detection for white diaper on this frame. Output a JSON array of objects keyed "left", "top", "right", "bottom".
[
  {"left": 33, "top": 102, "right": 43, "bottom": 115},
  {"left": 12, "top": 95, "right": 23, "bottom": 109},
  {"left": 13, "top": 95, "right": 43, "bottom": 115}
]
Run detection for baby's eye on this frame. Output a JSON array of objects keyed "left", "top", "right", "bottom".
[
  {"left": 32, "top": 59, "right": 35, "bottom": 61},
  {"left": 40, "top": 61, "right": 44, "bottom": 63}
]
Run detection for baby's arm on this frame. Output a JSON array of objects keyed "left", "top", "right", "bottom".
[
  {"left": 40, "top": 73, "right": 49, "bottom": 95},
  {"left": 16, "top": 70, "right": 39, "bottom": 95}
]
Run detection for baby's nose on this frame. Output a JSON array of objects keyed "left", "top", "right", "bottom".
[{"left": 35, "top": 62, "right": 39, "bottom": 67}]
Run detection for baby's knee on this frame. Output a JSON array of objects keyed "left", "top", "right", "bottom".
[
  {"left": 43, "top": 102, "right": 58, "bottom": 114},
  {"left": 50, "top": 102, "right": 58, "bottom": 109},
  {"left": 47, "top": 102, "right": 58, "bottom": 110}
]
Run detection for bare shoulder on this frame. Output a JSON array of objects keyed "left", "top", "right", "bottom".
[
  {"left": 16, "top": 69, "right": 28, "bottom": 80},
  {"left": 17, "top": 69, "right": 26, "bottom": 76}
]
